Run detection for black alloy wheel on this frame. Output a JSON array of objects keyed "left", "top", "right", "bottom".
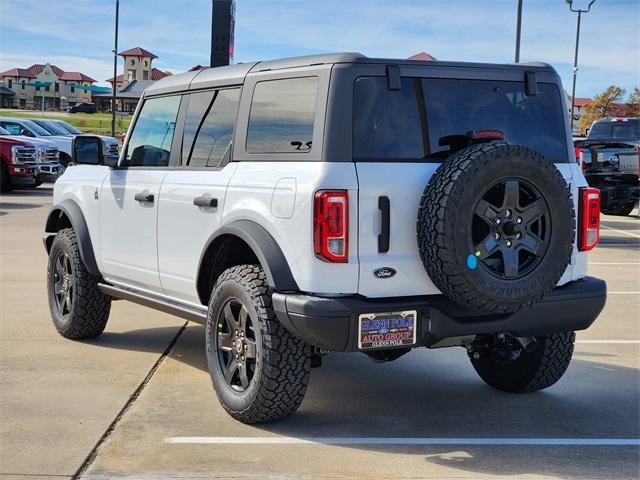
[
  {"left": 52, "top": 250, "right": 74, "bottom": 317},
  {"left": 472, "top": 178, "right": 550, "bottom": 279},
  {"left": 215, "top": 298, "right": 258, "bottom": 391}
]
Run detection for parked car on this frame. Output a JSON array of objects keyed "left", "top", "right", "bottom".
[
  {"left": 0, "top": 117, "right": 73, "bottom": 166},
  {"left": 30, "top": 118, "right": 120, "bottom": 162},
  {"left": 575, "top": 117, "right": 639, "bottom": 215},
  {"left": 67, "top": 103, "right": 96, "bottom": 114},
  {"left": 0, "top": 126, "right": 62, "bottom": 189},
  {"left": 44, "top": 53, "right": 605, "bottom": 424}
]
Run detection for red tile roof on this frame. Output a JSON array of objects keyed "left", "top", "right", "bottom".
[
  {"left": 59, "top": 71, "right": 97, "bottom": 83},
  {"left": 0, "top": 68, "right": 35, "bottom": 78},
  {"left": 118, "top": 47, "right": 158, "bottom": 59},
  {"left": 572, "top": 97, "right": 592, "bottom": 107},
  {"left": 107, "top": 68, "right": 167, "bottom": 83},
  {"left": 408, "top": 52, "right": 437, "bottom": 61},
  {"left": 150, "top": 68, "right": 168, "bottom": 80},
  {"left": 106, "top": 74, "right": 123, "bottom": 83},
  {"left": 26, "top": 63, "right": 65, "bottom": 77}
]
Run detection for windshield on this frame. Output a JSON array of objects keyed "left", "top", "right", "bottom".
[
  {"left": 588, "top": 119, "right": 639, "bottom": 141},
  {"left": 55, "top": 120, "right": 82, "bottom": 134},
  {"left": 353, "top": 77, "right": 568, "bottom": 162},
  {"left": 34, "top": 119, "right": 69, "bottom": 135},
  {"left": 22, "top": 120, "right": 52, "bottom": 136}
]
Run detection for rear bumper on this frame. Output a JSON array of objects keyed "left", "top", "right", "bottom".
[{"left": 273, "top": 276, "right": 607, "bottom": 352}]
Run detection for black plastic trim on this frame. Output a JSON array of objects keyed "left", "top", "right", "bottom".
[
  {"left": 198, "top": 219, "right": 299, "bottom": 292},
  {"left": 273, "top": 276, "right": 607, "bottom": 351},
  {"left": 378, "top": 196, "right": 390, "bottom": 253},
  {"left": 43, "top": 200, "right": 100, "bottom": 276},
  {"left": 98, "top": 283, "right": 207, "bottom": 324}
]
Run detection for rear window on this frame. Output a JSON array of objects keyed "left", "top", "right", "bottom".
[
  {"left": 247, "top": 77, "right": 317, "bottom": 154},
  {"left": 354, "top": 77, "right": 568, "bottom": 162},
  {"left": 588, "top": 119, "right": 639, "bottom": 140}
]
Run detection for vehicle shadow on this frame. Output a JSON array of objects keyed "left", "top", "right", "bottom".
[
  {"left": 596, "top": 235, "right": 640, "bottom": 247},
  {"left": 601, "top": 220, "right": 640, "bottom": 231},
  {"left": 0, "top": 202, "right": 44, "bottom": 210},
  {"left": 1, "top": 186, "right": 54, "bottom": 198}
]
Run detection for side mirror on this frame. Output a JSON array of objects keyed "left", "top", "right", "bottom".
[{"left": 72, "top": 135, "right": 106, "bottom": 166}]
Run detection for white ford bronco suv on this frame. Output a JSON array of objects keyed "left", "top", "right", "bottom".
[{"left": 44, "top": 53, "right": 607, "bottom": 424}]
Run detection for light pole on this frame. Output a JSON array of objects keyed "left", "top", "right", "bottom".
[
  {"left": 514, "top": 0, "right": 523, "bottom": 63},
  {"left": 111, "top": 0, "right": 119, "bottom": 138},
  {"left": 566, "top": 0, "right": 596, "bottom": 131}
]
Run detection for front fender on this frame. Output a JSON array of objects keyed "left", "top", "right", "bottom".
[{"left": 44, "top": 199, "right": 99, "bottom": 276}]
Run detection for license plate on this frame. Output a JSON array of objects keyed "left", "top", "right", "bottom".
[{"left": 358, "top": 310, "right": 417, "bottom": 350}]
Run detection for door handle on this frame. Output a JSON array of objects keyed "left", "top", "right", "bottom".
[
  {"left": 378, "top": 196, "right": 390, "bottom": 253},
  {"left": 193, "top": 195, "right": 218, "bottom": 208},
  {"left": 134, "top": 192, "right": 154, "bottom": 203}
]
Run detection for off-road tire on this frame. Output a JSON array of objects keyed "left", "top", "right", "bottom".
[
  {"left": 470, "top": 331, "right": 575, "bottom": 392},
  {"left": 47, "top": 228, "right": 111, "bottom": 339},
  {"left": 0, "top": 163, "right": 12, "bottom": 193},
  {"left": 603, "top": 201, "right": 636, "bottom": 216},
  {"left": 417, "top": 142, "right": 575, "bottom": 313},
  {"left": 206, "top": 265, "right": 311, "bottom": 424}
]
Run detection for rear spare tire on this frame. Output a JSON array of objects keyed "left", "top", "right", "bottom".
[{"left": 417, "top": 142, "right": 574, "bottom": 313}]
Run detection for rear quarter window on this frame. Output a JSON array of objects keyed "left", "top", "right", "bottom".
[{"left": 246, "top": 77, "right": 318, "bottom": 154}]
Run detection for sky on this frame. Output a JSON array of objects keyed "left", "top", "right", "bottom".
[{"left": 0, "top": 0, "right": 638, "bottom": 99}]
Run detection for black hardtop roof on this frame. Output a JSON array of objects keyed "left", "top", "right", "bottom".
[{"left": 144, "top": 52, "right": 556, "bottom": 96}]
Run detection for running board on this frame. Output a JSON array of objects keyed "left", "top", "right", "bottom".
[{"left": 98, "top": 283, "right": 207, "bottom": 324}]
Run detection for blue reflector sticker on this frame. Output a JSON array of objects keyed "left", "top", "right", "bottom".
[{"left": 467, "top": 254, "right": 477, "bottom": 270}]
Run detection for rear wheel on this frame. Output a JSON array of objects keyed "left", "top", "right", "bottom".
[
  {"left": 469, "top": 332, "right": 575, "bottom": 392},
  {"left": 47, "top": 228, "right": 111, "bottom": 339},
  {"left": 206, "top": 265, "right": 311, "bottom": 423}
]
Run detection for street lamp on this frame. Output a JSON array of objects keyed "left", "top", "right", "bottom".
[
  {"left": 566, "top": 0, "right": 597, "bottom": 131},
  {"left": 111, "top": 0, "right": 120, "bottom": 137}
]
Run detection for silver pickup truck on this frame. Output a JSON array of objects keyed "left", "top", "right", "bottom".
[{"left": 576, "top": 117, "right": 639, "bottom": 215}]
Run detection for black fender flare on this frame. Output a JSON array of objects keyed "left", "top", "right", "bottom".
[
  {"left": 44, "top": 200, "right": 100, "bottom": 276},
  {"left": 197, "top": 219, "right": 299, "bottom": 292}
]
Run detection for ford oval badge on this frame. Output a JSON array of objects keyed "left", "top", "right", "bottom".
[{"left": 373, "top": 267, "right": 397, "bottom": 279}]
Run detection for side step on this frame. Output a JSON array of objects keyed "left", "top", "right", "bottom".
[{"left": 98, "top": 283, "right": 208, "bottom": 324}]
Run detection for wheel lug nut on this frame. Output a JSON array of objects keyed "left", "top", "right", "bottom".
[
  {"left": 506, "top": 240, "right": 512, "bottom": 247},
  {"left": 516, "top": 217, "right": 522, "bottom": 224},
  {"left": 494, "top": 233, "right": 500, "bottom": 240},
  {"left": 516, "top": 232, "right": 522, "bottom": 239},
  {"left": 244, "top": 344, "right": 248, "bottom": 350},
  {"left": 505, "top": 209, "right": 511, "bottom": 217},
  {"left": 241, "top": 356, "right": 245, "bottom": 361},
  {"left": 495, "top": 218, "right": 501, "bottom": 225}
]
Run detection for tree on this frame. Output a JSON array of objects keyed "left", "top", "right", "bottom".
[
  {"left": 163, "top": 70, "right": 174, "bottom": 76},
  {"left": 624, "top": 87, "right": 640, "bottom": 117},
  {"left": 579, "top": 86, "right": 625, "bottom": 133}
]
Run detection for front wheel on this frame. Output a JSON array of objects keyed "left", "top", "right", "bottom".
[
  {"left": 469, "top": 332, "right": 575, "bottom": 393},
  {"left": 47, "top": 228, "right": 111, "bottom": 339},
  {"left": 206, "top": 265, "right": 311, "bottom": 424}
]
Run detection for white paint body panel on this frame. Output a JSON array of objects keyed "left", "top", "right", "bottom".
[
  {"left": 157, "top": 164, "right": 238, "bottom": 303},
  {"left": 224, "top": 161, "right": 359, "bottom": 295},
  {"left": 354, "top": 161, "right": 587, "bottom": 298},
  {"left": 99, "top": 169, "right": 168, "bottom": 293}
]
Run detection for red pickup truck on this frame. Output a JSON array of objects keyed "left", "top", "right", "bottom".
[{"left": 0, "top": 126, "right": 62, "bottom": 193}]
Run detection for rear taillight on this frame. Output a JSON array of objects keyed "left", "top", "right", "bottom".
[
  {"left": 314, "top": 190, "right": 349, "bottom": 262},
  {"left": 579, "top": 187, "right": 600, "bottom": 252}
]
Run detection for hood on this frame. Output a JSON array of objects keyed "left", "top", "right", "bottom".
[{"left": 0, "top": 135, "right": 59, "bottom": 149}]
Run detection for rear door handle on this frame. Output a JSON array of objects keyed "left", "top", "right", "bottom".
[
  {"left": 134, "top": 192, "right": 154, "bottom": 203},
  {"left": 378, "top": 196, "right": 390, "bottom": 253},
  {"left": 193, "top": 195, "right": 218, "bottom": 208}
]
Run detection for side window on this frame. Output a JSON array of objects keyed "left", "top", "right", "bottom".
[
  {"left": 246, "top": 77, "right": 317, "bottom": 154},
  {"left": 194, "top": 89, "right": 240, "bottom": 167},
  {"left": 1, "top": 122, "right": 21, "bottom": 135},
  {"left": 122, "top": 95, "right": 181, "bottom": 167},
  {"left": 183, "top": 88, "right": 240, "bottom": 168}
]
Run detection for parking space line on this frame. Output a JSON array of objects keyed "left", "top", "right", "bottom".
[
  {"left": 600, "top": 224, "right": 640, "bottom": 239},
  {"left": 608, "top": 291, "right": 640, "bottom": 294},
  {"left": 576, "top": 340, "right": 640, "bottom": 344},
  {"left": 165, "top": 437, "right": 640, "bottom": 446},
  {"left": 590, "top": 262, "right": 640, "bottom": 265}
]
